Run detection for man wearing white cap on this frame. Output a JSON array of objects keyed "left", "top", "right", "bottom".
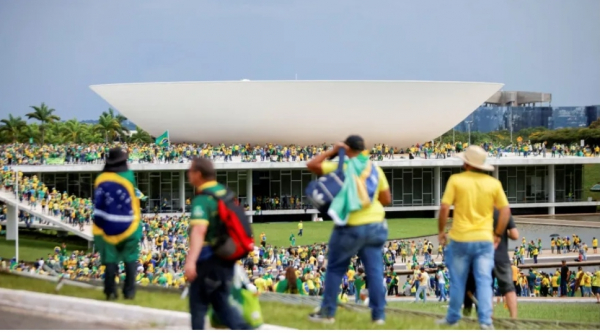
[{"left": 436, "top": 145, "right": 511, "bottom": 330}]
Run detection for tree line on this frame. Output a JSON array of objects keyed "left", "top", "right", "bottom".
[
  {"left": 438, "top": 118, "right": 600, "bottom": 147},
  {"left": 1, "top": 103, "right": 599, "bottom": 146},
  {"left": 0, "top": 103, "right": 153, "bottom": 145}
]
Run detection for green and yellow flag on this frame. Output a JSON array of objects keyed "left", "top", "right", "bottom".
[{"left": 155, "top": 130, "right": 169, "bottom": 147}]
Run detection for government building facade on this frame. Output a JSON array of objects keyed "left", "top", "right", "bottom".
[{"left": 13, "top": 156, "right": 600, "bottom": 222}]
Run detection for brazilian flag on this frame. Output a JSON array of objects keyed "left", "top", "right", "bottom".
[
  {"left": 93, "top": 170, "right": 142, "bottom": 264},
  {"left": 155, "top": 130, "right": 169, "bottom": 147}
]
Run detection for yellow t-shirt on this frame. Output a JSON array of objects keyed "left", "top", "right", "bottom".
[
  {"left": 321, "top": 160, "right": 389, "bottom": 226},
  {"left": 551, "top": 276, "right": 559, "bottom": 287},
  {"left": 441, "top": 171, "right": 509, "bottom": 243},
  {"left": 592, "top": 271, "right": 600, "bottom": 287},
  {"left": 347, "top": 270, "right": 356, "bottom": 281},
  {"left": 254, "top": 278, "right": 267, "bottom": 293},
  {"left": 298, "top": 222, "right": 303, "bottom": 230},
  {"left": 511, "top": 265, "right": 519, "bottom": 282},
  {"left": 593, "top": 239, "right": 598, "bottom": 247}
]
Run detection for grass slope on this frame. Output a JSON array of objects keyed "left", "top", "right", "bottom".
[
  {"left": 583, "top": 164, "right": 600, "bottom": 202},
  {"left": 0, "top": 231, "right": 88, "bottom": 262},
  {"left": 2, "top": 273, "right": 597, "bottom": 329},
  {"left": 251, "top": 218, "right": 437, "bottom": 247},
  {"left": 0, "top": 272, "right": 473, "bottom": 330},
  {"left": 389, "top": 301, "right": 599, "bottom": 324}
]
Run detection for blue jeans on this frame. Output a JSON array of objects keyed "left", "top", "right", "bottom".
[
  {"left": 445, "top": 240, "right": 494, "bottom": 326},
  {"left": 415, "top": 285, "right": 427, "bottom": 302},
  {"left": 320, "top": 222, "right": 388, "bottom": 321},
  {"left": 438, "top": 282, "right": 447, "bottom": 301}
]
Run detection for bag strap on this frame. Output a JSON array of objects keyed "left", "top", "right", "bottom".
[
  {"left": 198, "top": 188, "right": 236, "bottom": 204},
  {"left": 336, "top": 147, "right": 346, "bottom": 173}
]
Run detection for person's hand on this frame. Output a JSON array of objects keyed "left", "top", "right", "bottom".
[
  {"left": 184, "top": 261, "right": 197, "bottom": 282},
  {"left": 438, "top": 232, "right": 447, "bottom": 247},
  {"left": 493, "top": 235, "right": 501, "bottom": 249},
  {"left": 333, "top": 142, "right": 349, "bottom": 153}
]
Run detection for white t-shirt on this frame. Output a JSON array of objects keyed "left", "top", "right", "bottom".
[
  {"left": 437, "top": 271, "right": 445, "bottom": 284},
  {"left": 317, "top": 255, "right": 324, "bottom": 263}
]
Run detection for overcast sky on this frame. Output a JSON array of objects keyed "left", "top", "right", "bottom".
[{"left": 1, "top": 0, "right": 599, "bottom": 120}]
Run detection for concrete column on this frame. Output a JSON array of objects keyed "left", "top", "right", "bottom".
[
  {"left": 247, "top": 170, "right": 253, "bottom": 223},
  {"left": 6, "top": 204, "right": 17, "bottom": 241},
  {"left": 493, "top": 166, "right": 499, "bottom": 179},
  {"left": 179, "top": 170, "right": 185, "bottom": 212},
  {"left": 548, "top": 165, "right": 555, "bottom": 215},
  {"left": 434, "top": 167, "right": 441, "bottom": 218}
]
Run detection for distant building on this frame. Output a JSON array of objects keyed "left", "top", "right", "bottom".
[{"left": 455, "top": 91, "right": 599, "bottom": 133}]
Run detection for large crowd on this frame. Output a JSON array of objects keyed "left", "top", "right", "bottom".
[
  {"left": 1, "top": 141, "right": 599, "bottom": 166},
  {"left": 2, "top": 199, "right": 599, "bottom": 304}
]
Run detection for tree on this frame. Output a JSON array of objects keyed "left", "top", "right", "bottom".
[
  {"left": 25, "top": 103, "right": 61, "bottom": 145},
  {"left": 102, "top": 108, "right": 129, "bottom": 139},
  {"left": 0, "top": 114, "right": 27, "bottom": 142},
  {"left": 95, "top": 113, "right": 126, "bottom": 143},
  {"left": 589, "top": 117, "right": 600, "bottom": 129},
  {"left": 61, "top": 119, "right": 83, "bottom": 143},
  {"left": 128, "top": 126, "right": 153, "bottom": 144}
]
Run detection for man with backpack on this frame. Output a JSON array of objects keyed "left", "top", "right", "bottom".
[{"left": 184, "top": 157, "right": 253, "bottom": 330}]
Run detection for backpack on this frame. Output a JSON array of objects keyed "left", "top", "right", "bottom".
[
  {"left": 304, "top": 148, "right": 346, "bottom": 215},
  {"left": 199, "top": 188, "right": 254, "bottom": 261}
]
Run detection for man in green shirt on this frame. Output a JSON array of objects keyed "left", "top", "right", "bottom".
[{"left": 184, "top": 157, "right": 250, "bottom": 330}]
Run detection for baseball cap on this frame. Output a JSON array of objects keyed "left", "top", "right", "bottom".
[{"left": 344, "top": 135, "right": 365, "bottom": 151}]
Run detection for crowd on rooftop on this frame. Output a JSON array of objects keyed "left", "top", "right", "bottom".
[{"left": 1, "top": 140, "right": 599, "bottom": 166}]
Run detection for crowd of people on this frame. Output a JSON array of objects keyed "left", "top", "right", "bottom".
[{"left": 1, "top": 140, "right": 599, "bottom": 166}]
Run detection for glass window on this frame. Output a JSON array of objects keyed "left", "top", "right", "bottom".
[
  {"left": 292, "top": 170, "right": 301, "bottom": 180},
  {"left": 291, "top": 181, "right": 302, "bottom": 198},
  {"left": 270, "top": 170, "right": 280, "bottom": 179},
  {"left": 227, "top": 171, "right": 238, "bottom": 181},
  {"left": 393, "top": 179, "right": 403, "bottom": 201},
  {"left": 281, "top": 175, "right": 291, "bottom": 196}
]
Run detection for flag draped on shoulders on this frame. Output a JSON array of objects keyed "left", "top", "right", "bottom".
[
  {"left": 328, "top": 152, "right": 379, "bottom": 226},
  {"left": 93, "top": 170, "right": 141, "bottom": 245}
]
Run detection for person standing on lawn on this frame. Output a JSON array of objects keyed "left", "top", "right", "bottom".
[
  {"left": 184, "top": 157, "right": 252, "bottom": 330},
  {"left": 306, "top": 135, "right": 392, "bottom": 325},
  {"left": 93, "top": 148, "right": 142, "bottom": 301},
  {"left": 436, "top": 145, "right": 510, "bottom": 329}
]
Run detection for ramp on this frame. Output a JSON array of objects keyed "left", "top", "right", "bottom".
[{"left": 0, "top": 190, "right": 92, "bottom": 241}]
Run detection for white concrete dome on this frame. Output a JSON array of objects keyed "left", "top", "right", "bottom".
[{"left": 90, "top": 80, "right": 503, "bottom": 147}]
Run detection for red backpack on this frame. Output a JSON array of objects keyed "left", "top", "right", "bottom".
[{"left": 199, "top": 188, "right": 254, "bottom": 261}]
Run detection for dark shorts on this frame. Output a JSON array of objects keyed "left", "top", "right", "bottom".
[
  {"left": 593, "top": 286, "right": 600, "bottom": 295},
  {"left": 594, "top": 246, "right": 597, "bottom": 250},
  {"left": 493, "top": 261, "right": 516, "bottom": 295}
]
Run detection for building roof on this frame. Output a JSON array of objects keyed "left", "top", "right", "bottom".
[{"left": 90, "top": 80, "right": 502, "bottom": 148}]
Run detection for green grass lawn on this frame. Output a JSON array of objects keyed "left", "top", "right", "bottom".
[
  {"left": 0, "top": 272, "right": 475, "bottom": 330},
  {"left": 583, "top": 164, "right": 600, "bottom": 202},
  {"left": 388, "top": 301, "right": 599, "bottom": 324},
  {"left": 1, "top": 272, "right": 597, "bottom": 329},
  {"left": 252, "top": 218, "right": 437, "bottom": 247},
  {"left": 0, "top": 232, "right": 88, "bottom": 262}
]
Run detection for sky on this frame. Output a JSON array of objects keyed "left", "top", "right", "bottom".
[{"left": 1, "top": 0, "right": 599, "bottom": 121}]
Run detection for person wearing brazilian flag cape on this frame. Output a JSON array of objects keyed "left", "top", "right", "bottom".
[{"left": 93, "top": 147, "right": 142, "bottom": 300}]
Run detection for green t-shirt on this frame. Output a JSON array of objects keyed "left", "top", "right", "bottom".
[{"left": 189, "top": 181, "right": 227, "bottom": 245}]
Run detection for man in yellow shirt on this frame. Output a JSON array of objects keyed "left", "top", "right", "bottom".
[
  {"left": 306, "top": 135, "right": 391, "bottom": 325},
  {"left": 593, "top": 237, "right": 598, "bottom": 254},
  {"left": 437, "top": 146, "right": 510, "bottom": 329},
  {"left": 298, "top": 221, "right": 303, "bottom": 237},
  {"left": 592, "top": 268, "right": 600, "bottom": 303}
]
